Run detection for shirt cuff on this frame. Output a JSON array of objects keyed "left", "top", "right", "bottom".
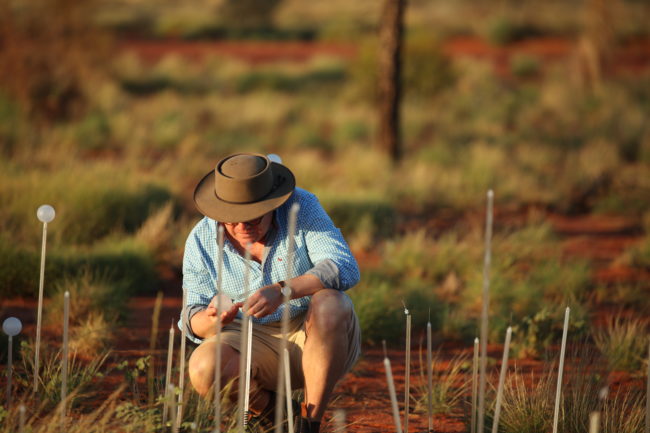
[
  {"left": 305, "top": 259, "right": 340, "bottom": 290},
  {"left": 184, "top": 304, "right": 207, "bottom": 343}
]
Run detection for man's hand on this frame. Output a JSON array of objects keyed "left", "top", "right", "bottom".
[
  {"left": 244, "top": 283, "right": 284, "bottom": 318},
  {"left": 206, "top": 296, "right": 243, "bottom": 326}
]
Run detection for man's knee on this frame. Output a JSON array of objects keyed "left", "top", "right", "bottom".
[
  {"left": 306, "top": 289, "right": 353, "bottom": 334},
  {"left": 189, "top": 342, "right": 239, "bottom": 396}
]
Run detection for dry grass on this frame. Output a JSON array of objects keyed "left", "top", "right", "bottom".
[{"left": 593, "top": 313, "right": 649, "bottom": 373}]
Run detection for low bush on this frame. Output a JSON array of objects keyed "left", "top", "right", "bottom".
[
  {"left": 17, "top": 341, "right": 109, "bottom": 411},
  {"left": 510, "top": 308, "right": 587, "bottom": 360},
  {"left": 413, "top": 350, "right": 469, "bottom": 415},
  {"left": 593, "top": 314, "right": 648, "bottom": 373},
  {"left": 350, "top": 271, "right": 442, "bottom": 345},
  {"left": 496, "top": 369, "right": 554, "bottom": 433}
]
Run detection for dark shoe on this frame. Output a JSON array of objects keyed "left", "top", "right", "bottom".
[
  {"left": 296, "top": 403, "right": 321, "bottom": 433},
  {"left": 251, "top": 391, "right": 301, "bottom": 431},
  {"left": 297, "top": 417, "right": 321, "bottom": 433}
]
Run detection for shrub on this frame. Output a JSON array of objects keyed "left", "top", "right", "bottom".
[
  {"left": 17, "top": 341, "right": 109, "bottom": 410},
  {"left": 511, "top": 308, "right": 586, "bottom": 360},
  {"left": 496, "top": 369, "right": 554, "bottom": 433},
  {"left": 413, "top": 350, "right": 469, "bottom": 415},
  {"left": 593, "top": 314, "right": 648, "bottom": 373},
  {"left": 348, "top": 35, "right": 455, "bottom": 102},
  {"left": 350, "top": 271, "right": 442, "bottom": 345},
  {"left": 510, "top": 54, "right": 541, "bottom": 79}
]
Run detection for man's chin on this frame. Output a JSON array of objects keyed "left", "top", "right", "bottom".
[{"left": 237, "top": 235, "right": 257, "bottom": 245}]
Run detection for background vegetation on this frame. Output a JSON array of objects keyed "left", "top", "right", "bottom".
[{"left": 0, "top": 0, "right": 648, "bottom": 430}]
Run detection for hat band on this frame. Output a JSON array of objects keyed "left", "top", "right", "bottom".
[{"left": 215, "top": 174, "right": 286, "bottom": 204}]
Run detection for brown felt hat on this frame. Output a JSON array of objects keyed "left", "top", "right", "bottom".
[{"left": 193, "top": 153, "right": 295, "bottom": 223}]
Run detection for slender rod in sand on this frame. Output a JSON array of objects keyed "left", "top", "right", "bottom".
[
  {"left": 148, "top": 291, "right": 164, "bottom": 406},
  {"left": 6, "top": 335, "right": 13, "bottom": 407},
  {"left": 243, "top": 314, "right": 253, "bottom": 427},
  {"left": 589, "top": 411, "right": 601, "bottom": 433},
  {"left": 163, "top": 321, "right": 175, "bottom": 426},
  {"left": 383, "top": 341, "right": 403, "bottom": 433},
  {"left": 645, "top": 340, "right": 649, "bottom": 433},
  {"left": 275, "top": 203, "right": 300, "bottom": 433},
  {"left": 403, "top": 306, "right": 411, "bottom": 433},
  {"left": 19, "top": 404, "right": 26, "bottom": 433},
  {"left": 176, "top": 288, "right": 188, "bottom": 428},
  {"left": 61, "top": 291, "right": 70, "bottom": 424},
  {"left": 333, "top": 409, "right": 346, "bottom": 433},
  {"left": 553, "top": 307, "right": 570, "bottom": 433},
  {"left": 478, "top": 190, "right": 494, "bottom": 433},
  {"left": 284, "top": 348, "right": 295, "bottom": 433},
  {"left": 238, "top": 247, "right": 253, "bottom": 432},
  {"left": 491, "top": 326, "right": 512, "bottom": 433},
  {"left": 214, "top": 225, "right": 225, "bottom": 433},
  {"left": 33, "top": 221, "right": 49, "bottom": 393},
  {"left": 170, "top": 384, "right": 178, "bottom": 433},
  {"left": 471, "top": 337, "right": 479, "bottom": 433},
  {"left": 426, "top": 321, "right": 433, "bottom": 433}
]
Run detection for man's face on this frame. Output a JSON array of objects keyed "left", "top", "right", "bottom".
[{"left": 223, "top": 211, "right": 273, "bottom": 246}]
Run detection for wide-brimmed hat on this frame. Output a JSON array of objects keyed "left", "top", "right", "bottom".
[{"left": 193, "top": 153, "right": 295, "bottom": 223}]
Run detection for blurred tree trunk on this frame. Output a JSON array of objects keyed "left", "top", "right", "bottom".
[
  {"left": 377, "top": 0, "right": 405, "bottom": 163},
  {"left": 577, "top": 0, "right": 618, "bottom": 92}
]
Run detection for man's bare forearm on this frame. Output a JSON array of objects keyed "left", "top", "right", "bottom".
[
  {"left": 284, "top": 274, "right": 326, "bottom": 299},
  {"left": 190, "top": 309, "right": 217, "bottom": 339}
]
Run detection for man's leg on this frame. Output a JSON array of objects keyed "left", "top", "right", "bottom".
[
  {"left": 188, "top": 340, "right": 271, "bottom": 413},
  {"left": 301, "top": 289, "right": 356, "bottom": 422}
]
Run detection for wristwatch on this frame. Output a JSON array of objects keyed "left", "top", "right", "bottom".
[{"left": 277, "top": 280, "right": 291, "bottom": 298}]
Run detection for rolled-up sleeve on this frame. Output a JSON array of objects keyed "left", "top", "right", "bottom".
[
  {"left": 180, "top": 222, "right": 216, "bottom": 343},
  {"left": 299, "top": 191, "right": 360, "bottom": 291}
]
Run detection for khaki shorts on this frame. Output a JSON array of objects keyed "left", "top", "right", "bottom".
[{"left": 207, "top": 294, "right": 361, "bottom": 391}]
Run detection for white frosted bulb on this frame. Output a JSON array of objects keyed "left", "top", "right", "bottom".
[
  {"left": 2, "top": 317, "right": 22, "bottom": 336},
  {"left": 267, "top": 154, "right": 282, "bottom": 164},
  {"left": 37, "top": 204, "right": 56, "bottom": 223}
]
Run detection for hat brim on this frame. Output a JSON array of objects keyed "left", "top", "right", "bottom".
[{"left": 193, "top": 162, "right": 295, "bottom": 223}]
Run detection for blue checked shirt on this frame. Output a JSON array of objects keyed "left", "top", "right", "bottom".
[{"left": 181, "top": 187, "right": 360, "bottom": 344}]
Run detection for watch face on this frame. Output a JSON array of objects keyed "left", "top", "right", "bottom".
[{"left": 281, "top": 286, "right": 292, "bottom": 297}]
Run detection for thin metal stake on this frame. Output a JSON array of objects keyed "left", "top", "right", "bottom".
[
  {"left": 6, "top": 335, "right": 13, "bottom": 407},
  {"left": 383, "top": 341, "right": 403, "bottom": 433},
  {"left": 426, "top": 321, "right": 433, "bottom": 432},
  {"left": 19, "top": 404, "right": 26, "bottom": 433},
  {"left": 491, "top": 327, "right": 512, "bottom": 433},
  {"left": 176, "top": 289, "right": 188, "bottom": 428},
  {"left": 553, "top": 307, "right": 570, "bottom": 433},
  {"left": 238, "top": 247, "right": 252, "bottom": 432},
  {"left": 275, "top": 203, "right": 300, "bottom": 432},
  {"left": 34, "top": 220, "right": 49, "bottom": 393},
  {"left": 61, "top": 291, "right": 70, "bottom": 424},
  {"left": 471, "top": 337, "right": 479, "bottom": 433},
  {"left": 163, "top": 321, "right": 175, "bottom": 426},
  {"left": 645, "top": 340, "right": 650, "bottom": 433},
  {"left": 403, "top": 304, "right": 411, "bottom": 433},
  {"left": 589, "top": 411, "right": 601, "bottom": 433},
  {"left": 214, "top": 225, "right": 225, "bottom": 433},
  {"left": 284, "top": 348, "right": 295, "bottom": 433},
  {"left": 478, "top": 190, "right": 494, "bottom": 433}
]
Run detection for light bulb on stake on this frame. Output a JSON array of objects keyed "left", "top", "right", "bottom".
[
  {"left": 3, "top": 317, "right": 22, "bottom": 336},
  {"left": 37, "top": 205, "right": 56, "bottom": 223},
  {"left": 4, "top": 317, "right": 22, "bottom": 408}
]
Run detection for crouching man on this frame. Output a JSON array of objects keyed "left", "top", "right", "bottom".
[{"left": 181, "top": 153, "right": 361, "bottom": 432}]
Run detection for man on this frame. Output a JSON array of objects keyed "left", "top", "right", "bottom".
[{"left": 182, "top": 153, "right": 361, "bottom": 432}]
